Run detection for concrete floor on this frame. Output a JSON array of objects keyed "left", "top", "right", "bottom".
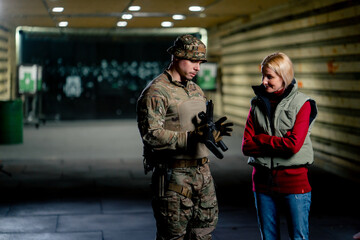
[{"left": 0, "top": 120, "right": 358, "bottom": 240}]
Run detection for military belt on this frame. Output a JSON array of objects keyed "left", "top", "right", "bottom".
[
  {"left": 168, "top": 183, "right": 192, "bottom": 199},
  {"left": 169, "top": 157, "right": 209, "bottom": 168}
]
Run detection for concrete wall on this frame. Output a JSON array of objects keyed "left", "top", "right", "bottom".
[{"left": 207, "top": 0, "right": 360, "bottom": 181}]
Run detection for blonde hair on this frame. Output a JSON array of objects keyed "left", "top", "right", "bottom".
[{"left": 261, "top": 52, "right": 294, "bottom": 89}]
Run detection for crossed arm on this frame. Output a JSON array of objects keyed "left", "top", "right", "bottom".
[{"left": 242, "top": 101, "right": 311, "bottom": 157}]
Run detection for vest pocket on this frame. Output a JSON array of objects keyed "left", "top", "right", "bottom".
[{"left": 278, "top": 109, "right": 296, "bottom": 130}]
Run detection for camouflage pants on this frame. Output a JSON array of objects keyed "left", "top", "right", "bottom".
[{"left": 152, "top": 163, "right": 218, "bottom": 240}]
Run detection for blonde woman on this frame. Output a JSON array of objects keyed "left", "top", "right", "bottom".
[{"left": 242, "top": 52, "right": 318, "bottom": 240}]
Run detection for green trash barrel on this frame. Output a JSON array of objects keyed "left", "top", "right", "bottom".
[{"left": 0, "top": 99, "right": 23, "bottom": 144}]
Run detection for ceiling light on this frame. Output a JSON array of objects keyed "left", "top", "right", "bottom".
[
  {"left": 117, "top": 21, "right": 127, "bottom": 27},
  {"left": 58, "top": 21, "right": 68, "bottom": 27},
  {"left": 161, "top": 21, "right": 173, "bottom": 28},
  {"left": 122, "top": 14, "right": 133, "bottom": 20},
  {"left": 189, "top": 6, "right": 204, "bottom": 12},
  {"left": 172, "top": 14, "right": 186, "bottom": 20},
  {"left": 52, "top": 7, "right": 64, "bottom": 13},
  {"left": 128, "top": 6, "right": 141, "bottom": 11}
]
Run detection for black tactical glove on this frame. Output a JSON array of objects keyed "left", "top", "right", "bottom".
[
  {"left": 188, "top": 123, "right": 222, "bottom": 144},
  {"left": 215, "top": 116, "right": 234, "bottom": 136},
  {"left": 212, "top": 129, "right": 223, "bottom": 143}
]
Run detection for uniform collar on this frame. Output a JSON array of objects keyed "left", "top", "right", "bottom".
[{"left": 164, "top": 70, "right": 188, "bottom": 88}]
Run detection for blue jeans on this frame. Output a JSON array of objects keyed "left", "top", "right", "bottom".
[{"left": 254, "top": 192, "right": 311, "bottom": 240}]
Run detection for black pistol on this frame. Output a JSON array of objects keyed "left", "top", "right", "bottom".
[{"left": 198, "top": 100, "right": 228, "bottom": 159}]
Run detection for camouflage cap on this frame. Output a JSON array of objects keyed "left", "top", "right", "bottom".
[{"left": 167, "top": 34, "right": 207, "bottom": 62}]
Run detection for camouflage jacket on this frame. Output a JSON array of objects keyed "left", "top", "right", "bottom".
[{"left": 137, "top": 71, "right": 208, "bottom": 160}]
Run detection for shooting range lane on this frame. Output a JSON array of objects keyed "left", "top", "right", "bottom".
[{"left": 0, "top": 120, "right": 358, "bottom": 240}]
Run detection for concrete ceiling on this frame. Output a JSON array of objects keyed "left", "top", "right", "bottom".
[{"left": 0, "top": 0, "right": 289, "bottom": 30}]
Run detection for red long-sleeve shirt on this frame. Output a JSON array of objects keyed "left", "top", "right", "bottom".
[{"left": 242, "top": 99, "right": 312, "bottom": 194}]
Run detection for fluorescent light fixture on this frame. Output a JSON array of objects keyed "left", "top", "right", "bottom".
[
  {"left": 161, "top": 21, "right": 173, "bottom": 27},
  {"left": 117, "top": 21, "right": 127, "bottom": 27},
  {"left": 122, "top": 14, "right": 133, "bottom": 20},
  {"left": 189, "top": 6, "right": 204, "bottom": 12},
  {"left": 172, "top": 14, "right": 186, "bottom": 20},
  {"left": 128, "top": 6, "right": 141, "bottom": 11},
  {"left": 58, "top": 21, "right": 68, "bottom": 27},
  {"left": 52, "top": 7, "right": 64, "bottom": 13}
]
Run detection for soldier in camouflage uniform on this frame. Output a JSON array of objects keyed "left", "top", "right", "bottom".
[{"left": 137, "top": 34, "right": 233, "bottom": 240}]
